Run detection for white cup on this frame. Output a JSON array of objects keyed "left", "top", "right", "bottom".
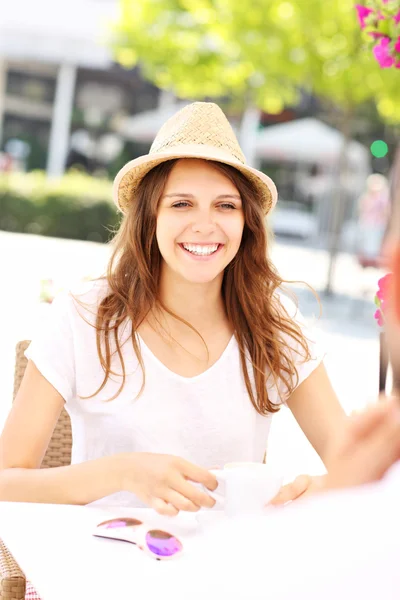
[{"left": 206, "top": 463, "right": 283, "bottom": 517}]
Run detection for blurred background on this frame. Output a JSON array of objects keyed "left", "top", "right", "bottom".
[{"left": 0, "top": 0, "right": 399, "bottom": 479}]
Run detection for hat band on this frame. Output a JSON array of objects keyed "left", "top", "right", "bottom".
[{"left": 148, "top": 143, "right": 246, "bottom": 166}]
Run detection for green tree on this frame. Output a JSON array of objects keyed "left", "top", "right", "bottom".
[{"left": 113, "top": 0, "right": 399, "bottom": 120}]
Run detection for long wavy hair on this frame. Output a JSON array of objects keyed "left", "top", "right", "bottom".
[{"left": 87, "top": 158, "right": 311, "bottom": 415}]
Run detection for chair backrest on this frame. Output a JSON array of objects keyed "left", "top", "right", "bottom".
[{"left": 13, "top": 341, "right": 72, "bottom": 468}]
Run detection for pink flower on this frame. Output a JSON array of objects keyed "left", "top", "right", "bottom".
[
  {"left": 395, "top": 10, "right": 400, "bottom": 25},
  {"left": 378, "top": 273, "right": 392, "bottom": 293},
  {"left": 376, "top": 288, "right": 385, "bottom": 301},
  {"left": 355, "top": 4, "right": 374, "bottom": 29},
  {"left": 374, "top": 274, "right": 393, "bottom": 327},
  {"left": 374, "top": 309, "right": 384, "bottom": 327},
  {"left": 395, "top": 36, "right": 400, "bottom": 53},
  {"left": 373, "top": 37, "right": 395, "bottom": 68}
]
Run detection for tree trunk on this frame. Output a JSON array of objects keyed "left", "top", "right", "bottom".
[
  {"left": 239, "top": 104, "right": 261, "bottom": 168},
  {"left": 324, "top": 108, "right": 353, "bottom": 296}
]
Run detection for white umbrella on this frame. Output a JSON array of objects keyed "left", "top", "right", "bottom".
[
  {"left": 116, "top": 103, "right": 190, "bottom": 143},
  {"left": 256, "top": 118, "right": 369, "bottom": 169}
]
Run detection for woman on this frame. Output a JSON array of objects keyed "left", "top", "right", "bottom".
[{"left": 0, "top": 103, "right": 344, "bottom": 518}]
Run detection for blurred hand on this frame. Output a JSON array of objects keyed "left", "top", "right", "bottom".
[
  {"left": 270, "top": 397, "right": 400, "bottom": 505},
  {"left": 269, "top": 474, "right": 325, "bottom": 506},
  {"left": 322, "top": 396, "right": 400, "bottom": 491},
  {"left": 117, "top": 452, "right": 218, "bottom": 516}
]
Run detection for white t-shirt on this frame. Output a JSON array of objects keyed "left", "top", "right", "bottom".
[{"left": 25, "top": 279, "right": 324, "bottom": 506}]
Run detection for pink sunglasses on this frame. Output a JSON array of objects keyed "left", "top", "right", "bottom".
[{"left": 93, "top": 517, "right": 183, "bottom": 560}]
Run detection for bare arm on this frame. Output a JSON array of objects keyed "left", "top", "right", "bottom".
[
  {"left": 286, "top": 362, "right": 346, "bottom": 465},
  {"left": 0, "top": 360, "right": 122, "bottom": 504},
  {"left": 0, "top": 360, "right": 217, "bottom": 514}
]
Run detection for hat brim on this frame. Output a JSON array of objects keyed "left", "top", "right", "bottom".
[{"left": 113, "top": 144, "right": 277, "bottom": 215}]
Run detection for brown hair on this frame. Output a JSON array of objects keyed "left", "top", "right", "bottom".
[{"left": 88, "top": 159, "right": 311, "bottom": 415}]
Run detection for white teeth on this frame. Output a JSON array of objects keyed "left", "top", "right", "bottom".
[{"left": 182, "top": 243, "right": 219, "bottom": 256}]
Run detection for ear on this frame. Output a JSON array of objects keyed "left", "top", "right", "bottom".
[{"left": 393, "top": 245, "right": 400, "bottom": 321}]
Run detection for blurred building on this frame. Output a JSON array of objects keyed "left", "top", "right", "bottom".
[{"left": 0, "top": 0, "right": 160, "bottom": 176}]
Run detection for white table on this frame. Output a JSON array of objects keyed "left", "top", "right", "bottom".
[
  {"left": 0, "top": 502, "right": 218, "bottom": 600},
  {"left": 1, "top": 471, "right": 400, "bottom": 600}
]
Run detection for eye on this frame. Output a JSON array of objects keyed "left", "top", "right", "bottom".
[
  {"left": 172, "top": 201, "right": 191, "bottom": 208},
  {"left": 218, "top": 203, "right": 236, "bottom": 210}
]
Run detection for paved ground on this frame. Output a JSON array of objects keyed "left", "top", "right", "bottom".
[{"left": 0, "top": 230, "right": 387, "bottom": 481}]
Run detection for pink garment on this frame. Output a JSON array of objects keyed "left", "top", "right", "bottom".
[{"left": 359, "top": 190, "right": 390, "bottom": 227}]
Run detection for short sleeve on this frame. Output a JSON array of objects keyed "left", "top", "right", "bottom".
[
  {"left": 25, "top": 292, "right": 76, "bottom": 403},
  {"left": 274, "top": 292, "right": 327, "bottom": 402}
]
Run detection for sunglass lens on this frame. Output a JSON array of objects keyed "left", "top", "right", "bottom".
[
  {"left": 97, "top": 518, "right": 143, "bottom": 529},
  {"left": 145, "top": 530, "right": 183, "bottom": 558}
]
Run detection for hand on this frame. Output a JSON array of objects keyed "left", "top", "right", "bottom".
[
  {"left": 117, "top": 452, "right": 218, "bottom": 516},
  {"left": 322, "top": 396, "right": 400, "bottom": 491},
  {"left": 269, "top": 474, "right": 325, "bottom": 506}
]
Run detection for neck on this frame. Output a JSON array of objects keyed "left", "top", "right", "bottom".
[{"left": 156, "top": 265, "right": 227, "bottom": 332}]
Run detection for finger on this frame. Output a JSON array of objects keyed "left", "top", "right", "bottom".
[
  {"left": 270, "top": 474, "right": 312, "bottom": 506},
  {"left": 150, "top": 497, "right": 179, "bottom": 517},
  {"left": 179, "top": 459, "right": 218, "bottom": 491},
  {"left": 173, "top": 476, "right": 216, "bottom": 509},
  {"left": 164, "top": 489, "right": 201, "bottom": 513}
]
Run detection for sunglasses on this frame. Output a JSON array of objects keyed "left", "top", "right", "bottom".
[{"left": 93, "top": 517, "right": 183, "bottom": 561}]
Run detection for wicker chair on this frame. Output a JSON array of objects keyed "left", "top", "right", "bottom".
[{"left": 0, "top": 341, "right": 73, "bottom": 599}]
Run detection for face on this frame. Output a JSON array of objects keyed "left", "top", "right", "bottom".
[{"left": 156, "top": 159, "right": 245, "bottom": 285}]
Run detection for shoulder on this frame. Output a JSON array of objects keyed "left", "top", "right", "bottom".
[
  {"left": 69, "top": 277, "right": 110, "bottom": 305},
  {"left": 50, "top": 277, "right": 110, "bottom": 325}
]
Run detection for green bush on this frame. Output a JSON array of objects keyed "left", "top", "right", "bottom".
[{"left": 0, "top": 170, "right": 121, "bottom": 243}]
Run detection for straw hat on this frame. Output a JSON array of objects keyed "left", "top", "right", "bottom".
[{"left": 113, "top": 102, "right": 277, "bottom": 214}]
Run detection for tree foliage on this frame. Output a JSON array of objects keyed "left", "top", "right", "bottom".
[{"left": 112, "top": 0, "right": 400, "bottom": 122}]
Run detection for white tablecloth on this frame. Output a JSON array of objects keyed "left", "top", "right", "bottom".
[{"left": 1, "top": 465, "right": 400, "bottom": 600}]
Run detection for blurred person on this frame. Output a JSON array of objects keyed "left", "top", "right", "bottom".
[
  {"left": 376, "top": 146, "right": 400, "bottom": 393},
  {"left": 357, "top": 173, "right": 390, "bottom": 268},
  {"left": 384, "top": 146, "right": 400, "bottom": 392},
  {"left": 381, "top": 143, "right": 400, "bottom": 265},
  {"left": 0, "top": 151, "right": 13, "bottom": 173}
]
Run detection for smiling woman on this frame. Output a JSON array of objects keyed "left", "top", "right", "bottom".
[{"left": 0, "top": 103, "right": 345, "bottom": 540}]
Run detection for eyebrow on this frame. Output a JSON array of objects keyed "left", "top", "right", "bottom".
[{"left": 163, "top": 193, "right": 241, "bottom": 200}]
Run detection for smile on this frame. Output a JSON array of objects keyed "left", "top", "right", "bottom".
[{"left": 179, "top": 243, "right": 222, "bottom": 257}]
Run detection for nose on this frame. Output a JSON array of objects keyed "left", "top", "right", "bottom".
[{"left": 191, "top": 209, "right": 217, "bottom": 235}]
